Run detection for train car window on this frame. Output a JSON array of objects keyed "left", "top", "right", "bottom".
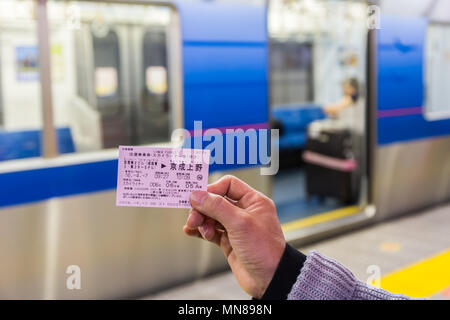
[
  {"left": 425, "top": 23, "right": 450, "bottom": 120},
  {"left": 139, "top": 30, "right": 169, "bottom": 145},
  {"left": 46, "top": 1, "right": 174, "bottom": 152},
  {"left": 268, "top": 0, "right": 369, "bottom": 225},
  {"left": 0, "top": 0, "right": 46, "bottom": 162},
  {"left": 93, "top": 30, "right": 121, "bottom": 104},
  {"left": 91, "top": 29, "right": 125, "bottom": 149}
]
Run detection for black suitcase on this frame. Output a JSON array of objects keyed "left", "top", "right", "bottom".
[{"left": 303, "top": 129, "right": 356, "bottom": 203}]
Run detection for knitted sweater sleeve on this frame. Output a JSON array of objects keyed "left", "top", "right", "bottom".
[{"left": 287, "top": 250, "right": 413, "bottom": 300}]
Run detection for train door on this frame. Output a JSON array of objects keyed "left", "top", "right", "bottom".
[{"left": 268, "top": 0, "right": 372, "bottom": 237}]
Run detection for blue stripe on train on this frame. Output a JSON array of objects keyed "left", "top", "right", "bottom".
[
  {"left": 0, "top": 160, "right": 118, "bottom": 208},
  {"left": 378, "top": 114, "right": 450, "bottom": 144},
  {"left": 0, "top": 134, "right": 271, "bottom": 208}
]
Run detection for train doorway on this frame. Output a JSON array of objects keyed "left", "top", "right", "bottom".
[{"left": 268, "top": 0, "right": 371, "bottom": 231}]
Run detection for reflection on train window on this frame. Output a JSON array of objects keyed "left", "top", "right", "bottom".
[
  {"left": 270, "top": 41, "right": 313, "bottom": 105},
  {"left": 146, "top": 66, "right": 167, "bottom": 95},
  {"left": 139, "top": 30, "right": 169, "bottom": 145},
  {"left": 95, "top": 67, "right": 119, "bottom": 98},
  {"left": 268, "top": 0, "right": 369, "bottom": 224},
  {"left": 47, "top": 1, "right": 172, "bottom": 151},
  {"left": 0, "top": 0, "right": 46, "bottom": 162},
  {"left": 425, "top": 23, "right": 450, "bottom": 120}
]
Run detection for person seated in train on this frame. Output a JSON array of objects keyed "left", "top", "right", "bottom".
[
  {"left": 323, "top": 77, "right": 360, "bottom": 122},
  {"left": 184, "top": 175, "right": 417, "bottom": 300}
]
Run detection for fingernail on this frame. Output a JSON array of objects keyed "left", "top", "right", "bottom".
[
  {"left": 190, "top": 190, "right": 208, "bottom": 206},
  {"left": 198, "top": 225, "right": 207, "bottom": 239}
]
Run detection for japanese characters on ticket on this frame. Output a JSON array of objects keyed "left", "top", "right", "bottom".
[{"left": 116, "top": 146, "right": 210, "bottom": 209}]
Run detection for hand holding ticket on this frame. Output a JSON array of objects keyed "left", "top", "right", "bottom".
[{"left": 116, "top": 146, "right": 210, "bottom": 208}]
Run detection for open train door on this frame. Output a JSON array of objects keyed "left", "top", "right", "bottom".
[{"left": 267, "top": 0, "right": 377, "bottom": 243}]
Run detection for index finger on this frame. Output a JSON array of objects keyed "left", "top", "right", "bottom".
[{"left": 207, "top": 175, "right": 254, "bottom": 201}]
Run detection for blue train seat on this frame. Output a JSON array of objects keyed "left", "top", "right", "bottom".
[{"left": 272, "top": 104, "right": 326, "bottom": 149}]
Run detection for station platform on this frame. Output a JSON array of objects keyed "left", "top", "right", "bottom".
[{"left": 143, "top": 202, "right": 450, "bottom": 300}]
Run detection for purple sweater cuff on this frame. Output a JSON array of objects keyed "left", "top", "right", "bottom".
[{"left": 287, "top": 251, "right": 413, "bottom": 300}]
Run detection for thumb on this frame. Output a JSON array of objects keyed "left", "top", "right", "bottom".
[{"left": 190, "top": 190, "right": 241, "bottom": 229}]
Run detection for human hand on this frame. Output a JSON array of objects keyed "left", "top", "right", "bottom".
[
  {"left": 183, "top": 175, "right": 286, "bottom": 299},
  {"left": 324, "top": 105, "right": 340, "bottom": 117}
]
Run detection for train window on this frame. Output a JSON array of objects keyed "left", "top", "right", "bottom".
[
  {"left": 46, "top": 1, "right": 175, "bottom": 152},
  {"left": 139, "top": 29, "right": 170, "bottom": 145},
  {"left": 92, "top": 30, "right": 120, "bottom": 101},
  {"left": 425, "top": 23, "right": 450, "bottom": 120},
  {"left": 95, "top": 67, "right": 119, "bottom": 98},
  {"left": 0, "top": 0, "right": 46, "bottom": 162},
  {"left": 268, "top": 0, "right": 369, "bottom": 225},
  {"left": 146, "top": 66, "right": 168, "bottom": 95},
  {"left": 270, "top": 40, "right": 314, "bottom": 106}
]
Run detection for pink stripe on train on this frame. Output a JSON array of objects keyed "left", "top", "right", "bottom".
[
  {"left": 377, "top": 106, "right": 423, "bottom": 118},
  {"left": 302, "top": 151, "right": 357, "bottom": 172}
]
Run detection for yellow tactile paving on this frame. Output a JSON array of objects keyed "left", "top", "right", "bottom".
[
  {"left": 380, "top": 249, "right": 450, "bottom": 298},
  {"left": 281, "top": 205, "right": 360, "bottom": 232}
]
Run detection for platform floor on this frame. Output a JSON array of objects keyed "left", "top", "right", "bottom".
[{"left": 143, "top": 202, "right": 450, "bottom": 300}]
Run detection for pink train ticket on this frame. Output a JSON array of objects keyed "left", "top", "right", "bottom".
[{"left": 116, "top": 146, "right": 210, "bottom": 208}]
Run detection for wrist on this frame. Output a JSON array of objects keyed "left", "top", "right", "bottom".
[
  {"left": 259, "top": 243, "right": 306, "bottom": 300},
  {"left": 253, "top": 241, "right": 286, "bottom": 299}
]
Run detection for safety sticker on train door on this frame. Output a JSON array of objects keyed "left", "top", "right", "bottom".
[{"left": 116, "top": 146, "right": 210, "bottom": 209}]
